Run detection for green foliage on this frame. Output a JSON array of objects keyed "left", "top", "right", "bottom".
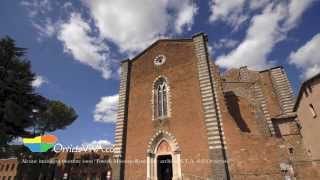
[
  {"left": 36, "top": 100, "right": 78, "bottom": 134},
  {"left": 0, "top": 36, "right": 78, "bottom": 145},
  {"left": 0, "top": 36, "right": 34, "bottom": 138}
]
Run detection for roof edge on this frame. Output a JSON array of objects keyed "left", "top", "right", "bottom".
[
  {"left": 294, "top": 73, "right": 320, "bottom": 111},
  {"left": 259, "top": 66, "right": 283, "bottom": 73},
  {"left": 127, "top": 38, "right": 193, "bottom": 63}
]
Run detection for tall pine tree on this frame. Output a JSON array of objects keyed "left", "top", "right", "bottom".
[{"left": 0, "top": 36, "right": 77, "bottom": 147}]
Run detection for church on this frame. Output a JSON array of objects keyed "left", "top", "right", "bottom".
[{"left": 112, "top": 33, "right": 320, "bottom": 180}]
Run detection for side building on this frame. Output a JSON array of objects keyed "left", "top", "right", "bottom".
[{"left": 294, "top": 73, "right": 320, "bottom": 161}]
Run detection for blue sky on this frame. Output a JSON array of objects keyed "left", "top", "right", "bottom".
[{"left": 1, "top": 0, "right": 320, "bottom": 147}]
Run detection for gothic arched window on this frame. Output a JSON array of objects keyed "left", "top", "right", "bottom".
[{"left": 154, "top": 78, "right": 168, "bottom": 118}]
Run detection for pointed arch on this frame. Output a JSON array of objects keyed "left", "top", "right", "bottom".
[
  {"left": 147, "top": 130, "right": 180, "bottom": 154},
  {"left": 146, "top": 130, "right": 182, "bottom": 180},
  {"left": 152, "top": 76, "right": 171, "bottom": 121}
]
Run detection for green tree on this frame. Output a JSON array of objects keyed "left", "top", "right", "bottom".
[
  {"left": 0, "top": 36, "right": 78, "bottom": 146},
  {"left": 35, "top": 100, "right": 77, "bottom": 135}
]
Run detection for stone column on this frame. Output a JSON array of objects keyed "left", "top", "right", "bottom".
[
  {"left": 113, "top": 60, "right": 131, "bottom": 180},
  {"left": 175, "top": 153, "right": 182, "bottom": 180},
  {"left": 192, "top": 33, "right": 229, "bottom": 179}
]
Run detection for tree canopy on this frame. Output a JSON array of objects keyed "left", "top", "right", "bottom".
[{"left": 0, "top": 36, "right": 78, "bottom": 146}]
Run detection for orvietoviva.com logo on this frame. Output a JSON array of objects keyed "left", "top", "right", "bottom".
[{"left": 23, "top": 135, "right": 57, "bottom": 152}]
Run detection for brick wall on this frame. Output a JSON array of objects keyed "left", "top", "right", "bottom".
[
  {"left": 297, "top": 78, "right": 320, "bottom": 160},
  {"left": 0, "top": 158, "right": 17, "bottom": 180},
  {"left": 220, "top": 67, "right": 294, "bottom": 179},
  {"left": 123, "top": 40, "right": 212, "bottom": 179}
]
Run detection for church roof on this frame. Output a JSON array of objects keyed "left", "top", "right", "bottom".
[{"left": 121, "top": 38, "right": 193, "bottom": 64}]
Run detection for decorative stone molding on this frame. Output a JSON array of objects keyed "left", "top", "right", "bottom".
[
  {"left": 146, "top": 130, "right": 182, "bottom": 180},
  {"left": 209, "top": 63, "right": 229, "bottom": 151},
  {"left": 253, "top": 81, "right": 276, "bottom": 136},
  {"left": 270, "top": 67, "right": 295, "bottom": 114},
  {"left": 114, "top": 61, "right": 130, "bottom": 158},
  {"left": 147, "top": 130, "right": 180, "bottom": 154},
  {"left": 151, "top": 75, "right": 172, "bottom": 121},
  {"left": 154, "top": 54, "right": 166, "bottom": 66},
  {"left": 239, "top": 66, "right": 249, "bottom": 81},
  {"left": 192, "top": 33, "right": 229, "bottom": 179}
]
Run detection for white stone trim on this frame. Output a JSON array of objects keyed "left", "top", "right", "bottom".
[
  {"left": 193, "top": 33, "right": 228, "bottom": 179},
  {"left": 146, "top": 130, "right": 182, "bottom": 180},
  {"left": 151, "top": 75, "right": 172, "bottom": 121},
  {"left": 154, "top": 54, "right": 166, "bottom": 66},
  {"left": 253, "top": 82, "right": 276, "bottom": 135},
  {"left": 114, "top": 61, "right": 130, "bottom": 158},
  {"left": 270, "top": 67, "right": 295, "bottom": 114}
]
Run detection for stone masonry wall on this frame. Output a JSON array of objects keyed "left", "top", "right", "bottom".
[
  {"left": 220, "top": 68, "right": 291, "bottom": 179},
  {"left": 124, "top": 40, "right": 212, "bottom": 179}
]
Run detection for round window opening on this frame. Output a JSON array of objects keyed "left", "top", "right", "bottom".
[{"left": 154, "top": 55, "right": 166, "bottom": 66}]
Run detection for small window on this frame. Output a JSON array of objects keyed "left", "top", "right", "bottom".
[
  {"left": 5, "top": 164, "right": 9, "bottom": 171},
  {"left": 7, "top": 177, "right": 11, "bottom": 180},
  {"left": 10, "top": 164, "right": 15, "bottom": 171},
  {"left": 309, "top": 104, "right": 317, "bottom": 118},
  {"left": 154, "top": 78, "right": 168, "bottom": 119},
  {"left": 288, "top": 147, "right": 294, "bottom": 154},
  {"left": 305, "top": 89, "right": 309, "bottom": 97}
]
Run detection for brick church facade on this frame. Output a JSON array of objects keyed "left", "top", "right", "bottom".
[{"left": 112, "top": 33, "right": 320, "bottom": 180}]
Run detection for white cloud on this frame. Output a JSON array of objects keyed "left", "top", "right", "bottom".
[
  {"left": 21, "top": 0, "right": 56, "bottom": 39},
  {"left": 32, "top": 75, "right": 48, "bottom": 88},
  {"left": 32, "top": 18, "right": 56, "bottom": 38},
  {"left": 284, "top": 0, "right": 315, "bottom": 30},
  {"left": 249, "top": 0, "right": 271, "bottom": 11},
  {"left": 21, "top": 0, "right": 52, "bottom": 17},
  {"left": 94, "top": 94, "right": 118, "bottom": 123},
  {"left": 22, "top": 0, "right": 198, "bottom": 79},
  {"left": 63, "top": 2, "right": 73, "bottom": 9},
  {"left": 215, "top": 0, "right": 314, "bottom": 70},
  {"left": 209, "top": 0, "right": 272, "bottom": 28},
  {"left": 84, "top": 0, "right": 198, "bottom": 53},
  {"left": 209, "top": 0, "right": 314, "bottom": 30},
  {"left": 172, "top": 1, "right": 198, "bottom": 33},
  {"left": 289, "top": 34, "right": 320, "bottom": 79},
  {"left": 216, "top": 3, "right": 284, "bottom": 69},
  {"left": 209, "top": 0, "right": 247, "bottom": 28},
  {"left": 58, "top": 13, "right": 112, "bottom": 79},
  {"left": 213, "top": 38, "right": 238, "bottom": 49},
  {"left": 82, "top": 139, "right": 113, "bottom": 148}
]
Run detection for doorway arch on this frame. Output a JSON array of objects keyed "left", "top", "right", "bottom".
[{"left": 146, "top": 130, "right": 182, "bottom": 180}]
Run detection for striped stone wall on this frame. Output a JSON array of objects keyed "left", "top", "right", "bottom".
[
  {"left": 209, "top": 64, "right": 228, "bottom": 148},
  {"left": 114, "top": 61, "right": 130, "bottom": 158},
  {"left": 193, "top": 33, "right": 229, "bottom": 179},
  {"left": 253, "top": 82, "right": 275, "bottom": 136},
  {"left": 239, "top": 66, "right": 249, "bottom": 81},
  {"left": 270, "top": 67, "right": 295, "bottom": 114}
]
